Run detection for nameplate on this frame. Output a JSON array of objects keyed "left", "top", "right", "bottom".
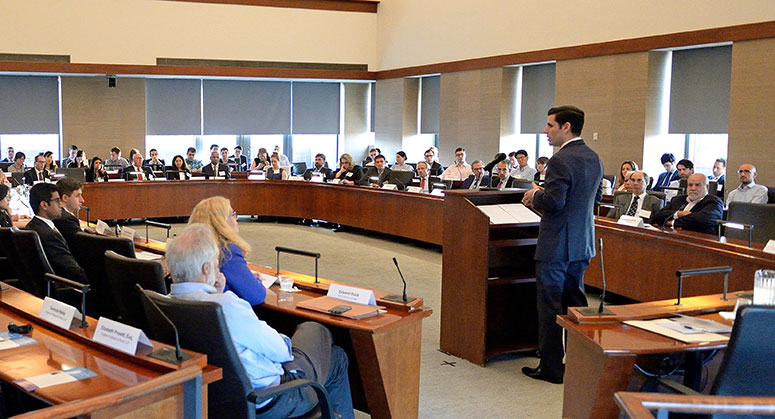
[
  {"left": 120, "top": 226, "right": 136, "bottom": 240},
  {"left": 310, "top": 174, "right": 324, "bottom": 183},
  {"left": 248, "top": 174, "right": 266, "bottom": 181},
  {"left": 406, "top": 186, "right": 422, "bottom": 193},
  {"left": 39, "top": 297, "right": 77, "bottom": 330},
  {"left": 638, "top": 209, "right": 651, "bottom": 219},
  {"left": 218, "top": 171, "right": 226, "bottom": 177},
  {"left": 327, "top": 284, "right": 376, "bottom": 306},
  {"left": 330, "top": 179, "right": 341, "bottom": 184},
  {"left": 93, "top": 317, "right": 152, "bottom": 355},
  {"left": 289, "top": 176, "right": 303, "bottom": 181},
  {"left": 617, "top": 215, "right": 644, "bottom": 228},
  {"left": 107, "top": 178, "right": 125, "bottom": 182},
  {"left": 764, "top": 240, "right": 775, "bottom": 255},
  {"left": 178, "top": 172, "right": 186, "bottom": 180},
  {"left": 430, "top": 188, "right": 445, "bottom": 196},
  {"left": 381, "top": 183, "right": 397, "bottom": 190},
  {"left": 345, "top": 172, "right": 354, "bottom": 178},
  {"left": 95, "top": 220, "right": 112, "bottom": 236}
]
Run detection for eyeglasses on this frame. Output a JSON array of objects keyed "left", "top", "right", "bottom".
[
  {"left": 455, "top": 153, "right": 464, "bottom": 157},
  {"left": 230, "top": 211, "right": 238, "bottom": 218},
  {"left": 738, "top": 169, "right": 751, "bottom": 174},
  {"left": 48, "top": 198, "right": 61, "bottom": 204}
]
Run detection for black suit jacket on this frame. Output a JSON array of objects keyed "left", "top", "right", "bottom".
[
  {"left": 202, "top": 163, "right": 232, "bottom": 179},
  {"left": 335, "top": 165, "right": 364, "bottom": 184},
  {"left": 25, "top": 216, "right": 88, "bottom": 284},
  {"left": 649, "top": 193, "right": 723, "bottom": 234},
  {"left": 653, "top": 170, "right": 680, "bottom": 191},
  {"left": 23, "top": 168, "right": 50, "bottom": 185},
  {"left": 461, "top": 174, "right": 490, "bottom": 189},
  {"left": 122, "top": 166, "right": 155, "bottom": 181},
  {"left": 86, "top": 168, "right": 108, "bottom": 182},
  {"left": 233, "top": 155, "right": 248, "bottom": 172},
  {"left": 52, "top": 209, "right": 82, "bottom": 250},
  {"left": 360, "top": 167, "right": 392, "bottom": 186},
  {"left": 303, "top": 166, "right": 333, "bottom": 181},
  {"left": 428, "top": 161, "right": 444, "bottom": 177},
  {"left": 490, "top": 175, "right": 516, "bottom": 189}
]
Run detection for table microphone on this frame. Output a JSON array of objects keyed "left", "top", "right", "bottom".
[
  {"left": 135, "top": 284, "right": 193, "bottom": 364},
  {"left": 383, "top": 257, "right": 417, "bottom": 304},
  {"left": 577, "top": 237, "right": 614, "bottom": 316}
]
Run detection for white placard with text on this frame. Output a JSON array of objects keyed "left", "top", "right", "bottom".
[
  {"left": 95, "top": 220, "right": 112, "bottom": 236},
  {"left": 120, "top": 226, "right": 136, "bottom": 241},
  {"left": 327, "top": 283, "right": 376, "bottom": 306},
  {"left": 617, "top": 215, "right": 644, "bottom": 228},
  {"left": 39, "top": 297, "right": 77, "bottom": 330},
  {"left": 93, "top": 317, "right": 153, "bottom": 355},
  {"left": 764, "top": 240, "right": 775, "bottom": 255}
]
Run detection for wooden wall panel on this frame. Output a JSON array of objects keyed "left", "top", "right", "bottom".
[{"left": 343, "top": 82, "right": 373, "bottom": 163}]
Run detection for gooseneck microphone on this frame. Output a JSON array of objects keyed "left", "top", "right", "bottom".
[
  {"left": 382, "top": 257, "right": 417, "bottom": 304},
  {"left": 136, "top": 284, "right": 192, "bottom": 364},
  {"left": 577, "top": 238, "right": 614, "bottom": 316},
  {"left": 393, "top": 257, "right": 407, "bottom": 302}
]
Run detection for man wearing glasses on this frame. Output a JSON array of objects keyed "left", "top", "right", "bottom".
[
  {"left": 25, "top": 183, "right": 88, "bottom": 285},
  {"left": 424, "top": 149, "right": 444, "bottom": 176},
  {"left": 726, "top": 163, "right": 768, "bottom": 206},
  {"left": 440, "top": 147, "right": 472, "bottom": 181},
  {"left": 606, "top": 171, "right": 664, "bottom": 220}
]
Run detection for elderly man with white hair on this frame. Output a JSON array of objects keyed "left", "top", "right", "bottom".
[
  {"left": 166, "top": 223, "right": 354, "bottom": 418},
  {"left": 649, "top": 173, "right": 723, "bottom": 235}
]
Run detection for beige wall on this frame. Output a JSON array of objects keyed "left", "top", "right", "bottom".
[
  {"left": 1, "top": 0, "right": 376, "bottom": 68},
  {"left": 374, "top": 78, "right": 417, "bottom": 160},
  {"left": 61, "top": 76, "right": 146, "bottom": 160},
  {"left": 377, "top": 0, "right": 775, "bottom": 70}
]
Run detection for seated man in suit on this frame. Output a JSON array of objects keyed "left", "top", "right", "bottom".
[
  {"left": 408, "top": 161, "right": 439, "bottom": 193},
  {"left": 52, "top": 177, "right": 96, "bottom": 249},
  {"left": 359, "top": 154, "right": 391, "bottom": 188},
  {"left": 122, "top": 152, "right": 155, "bottom": 181},
  {"left": 232, "top": 145, "right": 248, "bottom": 172},
  {"left": 1, "top": 146, "right": 14, "bottom": 163},
  {"left": 461, "top": 160, "right": 489, "bottom": 190},
  {"left": 23, "top": 154, "right": 51, "bottom": 185},
  {"left": 219, "top": 147, "right": 234, "bottom": 167},
  {"left": 663, "top": 158, "right": 694, "bottom": 202},
  {"left": 650, "top": 173, "right": 723, "bottom": 235},
  {"left": 303, "top": 153, "right": 333, "bottom": 181},
  {"left": 166, "top": 224, "right": 354, "bottom": 418},
  {"left": 202, "top": 150, "right": 232, "bottom": 179},
  {"left": 607, "top": 171, "right": 664, "bottom": 220},
  {"left": 653, "top": 153, "right": 680, "bottom": 191},
  {"left": 491, "top": 160, "right": 516, "bottom": 189},
  {"left": 143, "top": 148, "right": 165, "bottom": 172},
  {"left": 25, "top": 183, "right": 89, "bottom": 284},
  {"left": 709, "top": 157, "right": 726, "bottom": 197},
  {"left": 423, "top": 149, "right": 444, "bottom": 176},
  {"left": 727, "top": 163, "right": 769, "bottom": 206}
]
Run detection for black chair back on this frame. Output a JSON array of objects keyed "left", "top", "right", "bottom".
[
  {"left": 767, "top": 186, "right": 775, "bottom": 204},
  {"left": 511, "top": 179, "right": 534, "bottom": 189},
  {"left": 291, "top": 162, "right": 307, "bottom": 176},
  {"left": 140, "top": 290, "right": 255, "bottom": 419},
  {"left": 726, "top": 202, "right": 775, "bottom": 244},
  {"left": 10, "top": 228, "right": 55, "bottom": 297},
  {"left": 603, "top": 174, "right": 617, "bottom": 188},
  {"left": 105, "top": 250, "right": 166, "bottom": 329},
  {"left": 72, "top": 232, "right": 135, "bottom": 318},
  {"left": 646, "top": 190, "right": 667, "bottom": 202},
  {"left": 711, "top": 305, "right": 775, "bottom": 396},
  {"left": 0, "top": 227, "right": 24, "bottom": 284}
]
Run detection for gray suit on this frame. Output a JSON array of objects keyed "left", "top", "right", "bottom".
[{"left": 607, "top": 192, "right": 665, "bottom": 220}]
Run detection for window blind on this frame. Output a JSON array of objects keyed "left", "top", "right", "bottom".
[
  {"left": 0, "top": 75, "right": 59, "bottom": 134},
  {"left": 292, "top": 82, "right": 341, "bottom": 135},
  {"left": 145, "top": 79, "right": 202, "bottom": 135},
  {"left": 520, "top": 63, "right": 556, "bottom": 134},
  {"left": 203, "top": 80, "right": 291, "bottom": 135}
]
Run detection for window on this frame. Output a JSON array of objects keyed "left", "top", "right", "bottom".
[
  {"left": 402, "top": 133, "right": 436, "bottom": 164},
  {"left": 145, "top": 135, "right": 197, "bottom": 164},
  {"left": 642, "top": 134, "right": 685, "bottom": 179},
  {"left": 0, "top": 134, "right": 61, "bottom": 165},
  {"left": 499, "top": 133, "right": 552, "bottom": 168},
  {"left": 248, "top": 135, "right": 286, "bottom": 162},
  {"left": 687, "top": 134, "right": 728, "bottom": 177}
]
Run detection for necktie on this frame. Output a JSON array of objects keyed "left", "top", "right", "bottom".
[
  {"left": 38, "top": 171, "right": 42, "bottom": 181},
  {"left": 471, "top": 178, "right": 479, "bottom": 189},
  {"left": 626, "top": 195, "right": 640, "bottom": 216},
  {"left": 420, "top": 178, "right": 425, "bottom": 189},
  {"left": 497, "top": 180, "right": 503, "bottom": 189}
]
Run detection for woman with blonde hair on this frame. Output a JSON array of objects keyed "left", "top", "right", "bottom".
[
  {"left": 189, "top": 196, "right": 266, "bottom": 305},
  {"left": 615, "top": 160, "right": 639, "bottom": 192}
]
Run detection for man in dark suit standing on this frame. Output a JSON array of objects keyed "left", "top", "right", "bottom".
[
  {"left": 122, "top": 152, "right": 155, "bottom": 181},
  {"left": 607, "top": 171, "right": 664, "bottom": 220},
  {"left": 202, "top": 150, "right": 232, "bottom": 179},
  {"left": 650, "top": 173, "right": 723, "bottom": 234},
  {"left": 23, "top": 154, "right": 50, "bottom": 185},
  {"left": 24, "top": 183, "right": 88, "bottom": 285},
  {"left": 521, "top": 106, "right": 603, "bottom": 384},
  {"left": 461, "top": 160, "right": 489, "bottom": 190}
]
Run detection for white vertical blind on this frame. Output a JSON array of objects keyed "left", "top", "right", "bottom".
[
  {"left": 669, "top": 46, "right": 732, "bottom": 134},
  {"left": 520, "top": 63, "right": 556, "bottom": 134},
  {"left": 145, "top": 79, "right": 202, "bottom": 135},
  {"left": 420, "top": 75, "right": 440, "bottom": 134},
  {"left": 291, "top": 82, "right": 341, "bottom": 135},
  {"left": 0, "top": 75, "right": 59, "bottom": 134},
  {"left": 203, "top": 80, "right": 291, "bottom": 135}
]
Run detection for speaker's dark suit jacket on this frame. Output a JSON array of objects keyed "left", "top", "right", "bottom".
[
  {"left": 303, "top": 166, "right": 333, "bottom": 180},
  {"left": 653, "top": 170, "right": 680, "bottom": 191},
  {"left": 52, "top": 208, "right": 82, "bottom": 250},
  {"left": 201, "top": 163, "right": 232, "bottom": 179},
  {"left": 649, "top": 193, "right": 724, "bottom": 235},
  {"left": 461, "top": 174, "right": 490, "bottom": 189},
  {"left": 359, "top": 167, "right": 391, "bottom": 186},
  {"left": 22, "top": 168, "right": 50, "bottom": 185},
  {"left": 121, "top": 165, "right": 155, "bottom": 181},
  {"left": 25, "top": 216, "right": 88, "bottom": 284}
]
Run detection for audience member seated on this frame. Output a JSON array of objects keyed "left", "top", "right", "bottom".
[
  {"left": 250, "top": 147, "right": 270, "bottom": 171},
  {"left": 61, "top": 145, "right": 78, "bottom": 168},
  {"left": 607, "top": 171, "right": 664, "bottom": 220},
  {"left": 441, "top": 147, "right": 473, "bottom": 181},
  {"left": 86, "top": 157, "right": 109, "bottom": 182},
  {"left": 360, "top": 154, "right": 391, "bottom": 188},
  {"left": 650, "top": 173, "right": 723, "bottom": 234},
  {"left": 534, "top": 156, "right": 548, "bottom": 187},
  {"left": 273, "top": 145, "right": 291, "bottom": 168},
  {"left": 615, "top": 160, "right": 638, "bottom": 192},
  {"left": 303, "top": 153, "right": 333, "bottom": 180},
  {"left": 184, "top": 147, "right": 203, "bottom": 174},
  {"left": 219, "top": 147, "right": 233, "bottom": 167},
  {"left": 8, "top": 152, "right": 26, "bottom": 174},
  {"left": 68, "top": 150, "right": 88, "bottom": 168},
  {"left": 391, "top": 151, "right": 413, "bottom": 172},
  {"left": 143, "top": 148, "right": 165, "bottom": 171},
  {"left": 202, "top": 150, "right": 232, "bottom": 179},
  {"left": 492, "top": 160, "right": 516, "bottom": 189},
  {"left": 167, "top": 155, "right": 191, "bottom": 180},
  {"left": 188, "top": 197, "right": 267, "bottom": 306},
  {"left": 653, "top": 152, "right": 680, "bottom": 191},
  {"left": 0, "top": 184, "right": 16, "bottom": 227},
  {"left": 461, "top": 160, "right": 489, "bottom": 190},
  {"left": 423, "top": 148, "right": 444, "bottom": 176},
  {"left": 104, "top": 146, "right": 130, "bottom": 170},
  {"left": 24, "top": 183, "right": 88, "bottom": 284},
  {"left": 1, "top": 146, "right": 14, "bottom": 163},
  {"left": 363, "top": 147, "right": 379, "bottom": 166},
  {"left": 53, "top": 177, "right": 95, "bottom": 249},
  {"left": 232, "top": 146, "right": 248, "bottom": 172},
  {"left": 409, "top": 161, "right": 433, "bottom": 192},
  {"left": 43, "top": 151, "right": 58, "bottom": 172},
  {"left": 726, "top": 163, "right": 768, "bottom": 206},
  {"left": 509, "top": 149, "right": 537, "bottom": 180},
  {"left": 710, "top": 157, "right": 726, "bottom": 197},
  {"left": 166, "top": 224, "right": 354, "bottom": 418},
  {"left": 664, "top": 158, "right": 694, "bottom": 201},
  {"left": 334, "top": 153, "right": 363, "bottom": 185},
  {"left": 23, "top": 154, "right": 50, "bottom": 185},
  {"left": 266, "top": 155, "right": 288, "bottom": 180},
  {"left": 122, "top": 152, "right": 155, "bottom": 181}
]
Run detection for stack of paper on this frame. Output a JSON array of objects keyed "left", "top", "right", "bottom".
[{"left": 478, "top": 204, "right": 541, "bottom": 225}]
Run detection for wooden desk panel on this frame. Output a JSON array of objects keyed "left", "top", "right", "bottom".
[
  {"left": 82, "top": 180, "right": 444, "bottom": 245},
  {"left": 587, "top": 218, "right": 775, "bottom": 302}
]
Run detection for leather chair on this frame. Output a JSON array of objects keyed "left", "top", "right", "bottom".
[
  {"left": 726, "top": 202, "right": 775, "bottom": 244},
  {"left": 292, "top": 162, "right": 308, "bottom": 176},
  {"left": 0, "top": 227, "right": 23, "bottom": 285},
  {"left": 767, "top": 186, "right": 775, "bottom": 204},
  {"left": 140, "top": 290, "right": 334, "bottom": 419},
  {"left": 104, "top": 250, "right": 166, "bottom": 330},
  {"left": 9, "top": 227, "right": 54, "bottom": 298},
  {"left": 72, "top": 232, "right": 135, "bottom": 318}
]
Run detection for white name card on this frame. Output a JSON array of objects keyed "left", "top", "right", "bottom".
[
  {"left": 617, "top": 215, "right": 644, "bottom": 228},
  {"left": 381, "top": 183, "right": 397, "bottom": 190},
  {"left": 330, "top": 179, "right": 341, "bottom": 184},
  {"left": 310, "top": 174, "right": 324, "bottom": 183},
  {"left": 95, "top": 220, "right": 112, "bottom": 236},
  {"left": 93, "top": 317, "right": 152, "bottom": 355},
  {"left": 406, "top": 186, "right": 422, "bottom": 193},
  {"left": 638, "top": 209, "right": 652, "bottom": 219},
  {"left": 39, "top": 297, "right": 77, "bottom": 329},
  {"left": 764, "top": 240, "right": 775, "bottom": 255},
  {"left": 289, "top": 176, "right": 304, "bottom": 181},
  {"left": 120, "top": 226, "right": 136, "bottom": 240},
  {"left": 327, "top": 283, "right": 376, "bottom": 306},
  {"left": 430, "top": 188, "right": 445, "bottom": 197}
]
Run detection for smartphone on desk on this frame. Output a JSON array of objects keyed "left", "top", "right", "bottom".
[{"left": 328, "top": 305, "right": 352, "bottom": 315}]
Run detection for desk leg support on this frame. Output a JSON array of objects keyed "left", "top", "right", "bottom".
[
  {"left": 349, "top": 321, "right": 422, "bottom": 419},
  {"left": 563, "top": 333, "right": 636, "bottom": 419}
]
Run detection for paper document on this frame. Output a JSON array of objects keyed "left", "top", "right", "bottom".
[
  {"left": 258, "top": 272, "right": 278, "bottom": 289},
  {"left": 624, "top": 319, "right": 729, "bottom": 343},
  {"left": 498, "top": 203, "right": 541, "bottom": 223},
  {"left": 134, "top": 251, "right": 163, "bottom": 261},
  {"left": 478, "top": 204, "right": 540, "bottom": 225}
]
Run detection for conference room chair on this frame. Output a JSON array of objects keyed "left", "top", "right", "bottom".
[
  {"left": 726, "top": 202, "right": 775, "bottom": 244},
  {"left": 104, "top": 250, "right": 166, "bottom": 330},
  {"left": 292, "top": 162, "right": 308, "bottom": 176},
  {"left": 603, "top": 174, "right": 617, "bottom": 189},
  {"left": 0, "top": 227, "right": 22, "bottom": 284},
  {"left": 72, "top": 232, "right": 135, "bottom": 318},
  {"left": 139, "top": 290, "right": 334, "bottom": 419},
  {"left": 511, "top": 179, "right": 534, "bottom": 189},
  {"left": 767, "top": 186, "right": 775, "bottom": 204}
]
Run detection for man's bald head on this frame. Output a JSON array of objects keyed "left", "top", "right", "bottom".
[
  {"left": 737, "top": 163, "right": 757, "bottom": 185},
  {"left": 686, "top": 173, "right": 708, "bottom": 201}
]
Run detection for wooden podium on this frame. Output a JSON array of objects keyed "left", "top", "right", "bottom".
[{"left": 440, "top": 189, "right": 540, "bottom": 366}]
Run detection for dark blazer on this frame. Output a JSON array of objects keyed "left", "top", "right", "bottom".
[
  {"left": 303, "top": 166, "right": 333, "bottom": 180},
  {"left": 233, "top": 155, "right": 248, "bottom": 172},
  {"left": 653, "top": 170, "right": 680, "bottom": 191},
  {"left": 22, "top": 168, "right": 50, "bottom": 185},
  {"left": 0, "top": 210, "right": 12, "bottom": 227},
  {"left": 428, "top": 161, "right": 444, "bottom": 177},
  {"left": 461, "top": 174, "right": 490, "bottom": 189},
  {"left": 201, "top": 163, "right": 232, "bottom": 179},
  {"left": 24, "top": 216, "right": 88, "bottom": 284},
  {"left": 532, "top": 140, "right": 604, "bottom": 262},
  {"left": 608, "top": 192, "right": 665, "bottom": 219},
  {"left": 52, "top": 208, "right": 82, "bottom": 250},
  {"left": 335, "top": 165, "right": 363, "bottom": 184},
  {"left": 534, "top": 172, "right": 546, "bottom": 187},
  {"left": 122, "top": 165, "right": 155, "bottom": 181},
  {"left": 649, "top": 193, "right": 724, "bottom": 235},
  {"left": 360, "top": 167, "right": 392, "bottom": 186},
  {"left": 143, "top": 159, "right": 165, "bottom": 172},
  {"left": 490, "top": 175, "right": 516, "bottom": 189},
  {"left": 86, "top": 168, "right": 108, "bottom": 182},
  {"left": 166, "top": 169, "right": 191, "bottom": 180}
]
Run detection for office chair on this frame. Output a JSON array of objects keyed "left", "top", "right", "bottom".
[
  {"left": 104, "top": 250, "right": 166, "bottom": 330},
  {"left": 8, "top": 227, "right": 54, "bottom": 298},
  {"left": 0, "top": 227, "right": 23, "bottom": 284},
  {"left": 767, "top": 186, "right": 775, "bottom": 204},
  {"left": 603, "top": 174, "right": 617, "bottom": 189},
  {"left": 292, "top": 162, "right": 308, "bottom": 176},
  {"left": 140, "top": 290, "right": 334, "bottom": 419},
  {"left": 726, "top": 202, "right": 775, "bottom": 244},
  {"left": 72, "top": 232, "right": 135, "bottom": 318}
]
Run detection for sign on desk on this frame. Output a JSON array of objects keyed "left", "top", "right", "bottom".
[
  {"left": 39, "top": 297, "right": 78, "bottom": 330},
  {"left": 328, "top": 283, "right": 376, "bottom": 306},
  {"left": 93, "top": 317, "right": 153, "bottom": 355}
]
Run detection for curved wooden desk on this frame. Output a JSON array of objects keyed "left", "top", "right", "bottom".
[{"left": 82, "top": 180, "right": 444, "bottom": 245}]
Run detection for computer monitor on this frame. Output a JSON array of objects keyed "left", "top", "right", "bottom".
[
  {"left": 0, "top": 162, "right": 11, "bottom": 172},
  {"left": 11, "top": 172, "right": 24, "bottom": 187},
  {"left": 388, "top": 171, "right": 415, "bottom": 190},
  {"left": 55, "top": 168, "right": 86, "bottom": 183}
]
